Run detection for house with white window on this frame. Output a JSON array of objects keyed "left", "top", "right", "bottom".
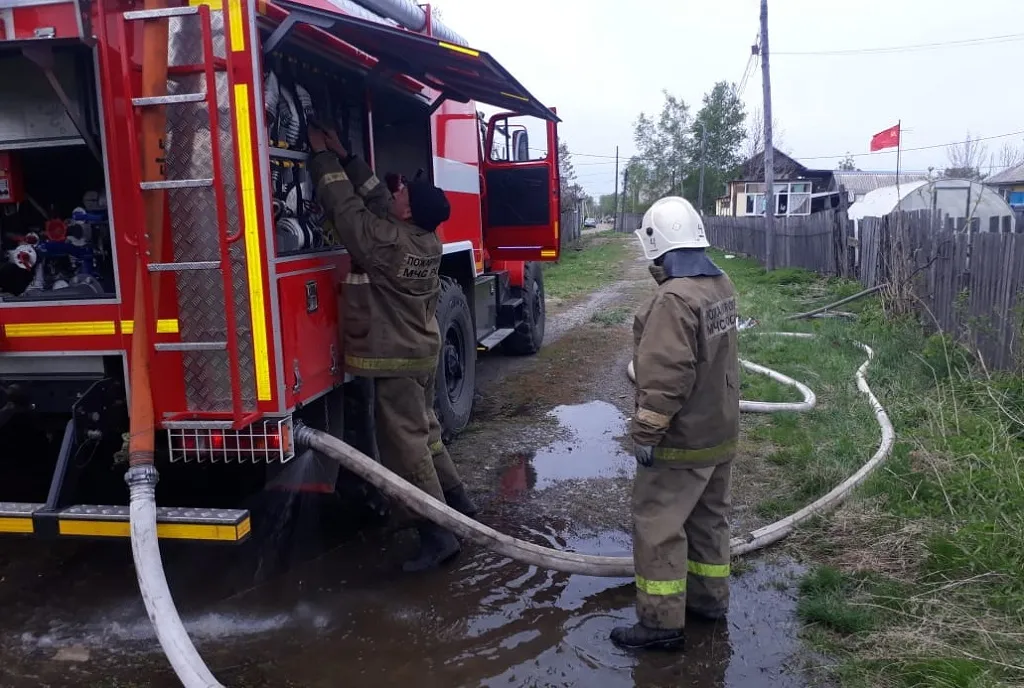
[{"left": 715, "top": 148, "right": 841, "bottom": 217}]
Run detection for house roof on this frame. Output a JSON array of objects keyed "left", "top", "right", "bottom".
[
  {"left": 737, "top": 147, "right": 809, "bottom": 180},
  {"left": 831, "top": 171, "right": 929, "bottom": 196},
  {"left": 986, "top": 162, "right": 1024, "bottom": 186}
]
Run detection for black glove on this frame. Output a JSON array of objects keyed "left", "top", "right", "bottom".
[{"left": 634, "top": 443, "right": 654, "bottom": 468}]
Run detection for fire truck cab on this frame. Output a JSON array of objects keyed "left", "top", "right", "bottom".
[{"left": 0, "top": 0, "right": 561, "bottom": 541}]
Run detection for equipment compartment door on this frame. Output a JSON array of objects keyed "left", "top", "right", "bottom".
[{"left": 481, "top": 112, "right": 560, "bottom": 262}]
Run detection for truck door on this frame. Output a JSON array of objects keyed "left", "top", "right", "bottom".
[{"left": 481, "top": 112, "right": 561, "bottom": 262}]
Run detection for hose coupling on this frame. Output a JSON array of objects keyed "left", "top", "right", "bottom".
[
  {"left": 291, "top": 420, "right": 313, "bottom": 448},
  {"left": 125, "top": 464, "right": 160, "bottom": 489}
]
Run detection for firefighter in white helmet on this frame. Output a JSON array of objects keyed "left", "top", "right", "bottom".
[{"left": 611, "top": 196, "right": 740, "bottom": 651}]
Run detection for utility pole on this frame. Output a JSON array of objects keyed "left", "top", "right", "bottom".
[
  {"left": 760, "top": 0, "right": 776, "bottom": 270},
  {"left": 620, "top": 168, "right": 629, "bottom": 231},
  {"left": 697, "top": 120, "right": 708, "bottom": 215},
  {"left": 613, "top": 145, "right": 619, "bottom": 231}
]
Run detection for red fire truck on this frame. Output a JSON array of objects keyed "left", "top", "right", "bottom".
[{"left": 0, "top": 0, "right": 561, "bottom": 541}]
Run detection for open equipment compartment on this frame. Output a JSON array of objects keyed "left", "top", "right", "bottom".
[
  {"left": 260, "top": 23, "right": 435, "bottom": 258},
  {"left": 0, "top": 45, "right": 117, "bottom": 302}
]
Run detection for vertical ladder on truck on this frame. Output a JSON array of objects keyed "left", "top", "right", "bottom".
[{"left": 118, "top": 4, "right": 254, "bottom": 429}]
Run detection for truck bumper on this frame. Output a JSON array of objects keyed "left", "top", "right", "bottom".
[{"left": 0, "top": 502, "right": 251, "bottom": 542}]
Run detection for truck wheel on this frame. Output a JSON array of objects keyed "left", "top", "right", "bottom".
[
  {"left": 434, "top": 277, "right": 476, "bottom": 439},
  {"left": 501, "top": 262, "right": 545, "bottom": 356}
]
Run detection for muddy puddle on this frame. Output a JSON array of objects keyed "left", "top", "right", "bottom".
[
  {"left": 498, "top": 401, "right": 633, "bottom": 497},
  {"left": 1, "top": 522, "right": 812, "bottom": 688}
]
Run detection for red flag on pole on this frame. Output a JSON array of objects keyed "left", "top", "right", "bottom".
[{"left": 870, "top": 124, "right": 901, "bottom": 152}]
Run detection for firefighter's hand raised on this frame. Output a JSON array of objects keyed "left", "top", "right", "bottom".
[{"left": 308, "top": 124, "right": 347, "bottom": 158}]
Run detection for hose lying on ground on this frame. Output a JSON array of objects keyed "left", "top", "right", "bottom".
[
  {"left": 626, "top": 355, "right": 816, "bottom": 414},
  {"left": 294, "top": 330, "right": 894, "bottom": 577}
]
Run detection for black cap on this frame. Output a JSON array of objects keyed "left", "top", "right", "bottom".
[{"left": 407, "top": 180, "right": 450, "bottom": 233}]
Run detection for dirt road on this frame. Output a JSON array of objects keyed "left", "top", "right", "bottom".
[{"left": 0, "top": 240, "right": 818, "bottom": 687}]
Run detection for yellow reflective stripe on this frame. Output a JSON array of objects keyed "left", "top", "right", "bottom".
[
  {"left": 0, "top": 517, "right": 34, "bottom": 533},
  {"left": 233, "top": 83, "right": 272, "bottom": 401},
  {"left": 358, "top": 176, "right": 380, "bottom": 196},
  {"left": 58, "top": 517, "right": 250, "bottom": 542},
  {"left": 636, "top": 407, "right": 672, "bottom": 430},
  {"left": 540, "top": 249, "right": 557, "bottom": 258},
  {"left": 500, "top": 91, "right": 529, "bottom": 102},
  {"left": 688, "top": 560, "right": 730, "bottom": 578},
  {"left": 227, "top": 0, "right": 245, "bottom": 52},
  {"left": 653, "top": 439, "right": 737, "bottom": 462},
  {"left": 429, "top": 440, "right": 444, "bottom": 454},
  {"left": 438, "top": 41, "right": 479, "bottom": 57},
  {"left": 635, "top": 575, "right": 686, "bottom": 596},
  {"left": 3, "top": 321, "right": 116, "bottom": 337},
  {"left": 319, "top": 171, "right": 349, "bottom": 187},
  {"left": 345, "top": 354, "right": 435, "bottom": 371},
  {"left": 120, "top": 319, "right": 180, "bottom": 335}
]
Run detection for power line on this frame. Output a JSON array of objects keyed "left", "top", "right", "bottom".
[
  {"left": 564, "top": 129, "right": 1024, "bottom": 166},
  {"left": 774, "top": 32, "right": 1024, "bottom": 56}
]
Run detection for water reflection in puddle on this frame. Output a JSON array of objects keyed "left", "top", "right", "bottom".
[{"left": 500, "top": 401, "right": 634, "bottom": 498}]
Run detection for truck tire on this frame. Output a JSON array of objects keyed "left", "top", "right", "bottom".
[
  {"left": 501, "top": 262, "right": 545, "bottom": 356},
  {"left": 434, "top": 277, "right": 476, "bottom": 439}
]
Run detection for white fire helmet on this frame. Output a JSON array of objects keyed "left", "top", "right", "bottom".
[{"left": 634, "top": 196, "right": 708, "bottom": 260}]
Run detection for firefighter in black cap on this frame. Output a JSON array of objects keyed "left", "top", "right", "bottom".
[{"left": 308, "top": 124, "right": 476, "bottom": 572}]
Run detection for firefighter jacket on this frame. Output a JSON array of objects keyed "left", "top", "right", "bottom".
[
  {"left": 630, "top": 265, "right": 740, "bottom": 468},
  {"left": 310, "top": 151, "right": 441, "bottom": 378}
]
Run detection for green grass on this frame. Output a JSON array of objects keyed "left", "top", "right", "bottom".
[
  {"left": 543, "top": 233, "right": 630, "bottom": 301},
  {"left": 590, "top": 306, "right": 632, "bottom": 326},
  {"left": 710, "top": 248, "right": 1024, "bottom": 687}
]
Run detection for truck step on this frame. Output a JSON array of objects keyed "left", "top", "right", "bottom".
[
  {"left": 133, "top": 93, "right": 206, "bottom": 106},
  {"left": 148, "top": 261, "right": 221, "bottom": 272},
  {"left": 155, "top": 341, "right": 227, "bottom": 352},
  {"left": 502, "top": 297, "right": 524, "bottom": 309},
  {"left": 140, "top": 178, "right": 213, "bottom": 191},
  {"left": 477, "top": 327, "right": 514, "bottom": 351},
  {"left": 0, "top": 502, "right": 250, "bottom": 542}
]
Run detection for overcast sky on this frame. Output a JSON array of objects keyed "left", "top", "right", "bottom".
[{"left": 433, "top": 0, "right": 1024, "bottom": 197}]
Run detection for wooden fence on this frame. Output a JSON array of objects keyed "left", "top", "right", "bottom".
[
  {"left": 560, "top": 206, "right": 583, "bottom": 248},
  {"left": 859, "top": 212, "right": 1023, "bottom": 370},
  {"left": 704, "top": 212, "right": 843, "bottom": 276},
  {"left": 706, "top": 210, "right": 1024, "bottom": 370}
]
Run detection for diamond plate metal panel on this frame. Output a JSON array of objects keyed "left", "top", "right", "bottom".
[
  {"left": 164, "top": 14, "right": 257, "bottom": 412},
  {"left": 168, "top": 11, "right": 226, "bottom": 67}
]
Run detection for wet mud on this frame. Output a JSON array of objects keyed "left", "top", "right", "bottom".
[{"left": 0, "top": 242, "right": 825, "bottom": 687}]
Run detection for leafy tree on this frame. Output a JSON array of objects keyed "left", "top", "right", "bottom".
[
  {"left": 558, "top": 140, "right": 585, "bottom": 211},
  {"left": 597, "top": 193, "right": 618, "bottom": 217},
  {"left": 681, "top": 81, "right": 746, "bottom": 213},
  {"left": 629, "top": 91, "right": 693, "bottom": 206},
  {"left": 837, "top": 153, "right": 858, "bottom": 171}
]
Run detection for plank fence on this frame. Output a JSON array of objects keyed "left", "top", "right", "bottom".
[{"left": 705, "top": 210, "right": 1024, "bottom": 370}]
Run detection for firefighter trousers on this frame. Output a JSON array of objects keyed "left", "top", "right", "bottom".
[
  {"left": 373, "top": 374, "right": 463, "bottom": 521},
  {"left": 632, "top": 460, "right": 732, "bottom": 630},
  {"left": 424, "top": 368, "right": 461, "bottom": 493}
]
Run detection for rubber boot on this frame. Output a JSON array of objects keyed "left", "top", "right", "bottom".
[
  {"left": 687, "top": 604, "right": 728, "bottom": 622},
  {"left": 610, "top": 623, "right": 685, "bottom": 651},
  {"left": 402, "top": 522, "right": 461, "bottom": 573},
  {"left": 443, "top": 484, "right": 479, "bottom": 518}
]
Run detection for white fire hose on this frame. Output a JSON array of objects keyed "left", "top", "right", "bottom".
[{"left": 295, "top": 326, "right": 895, "bottom": 576}]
